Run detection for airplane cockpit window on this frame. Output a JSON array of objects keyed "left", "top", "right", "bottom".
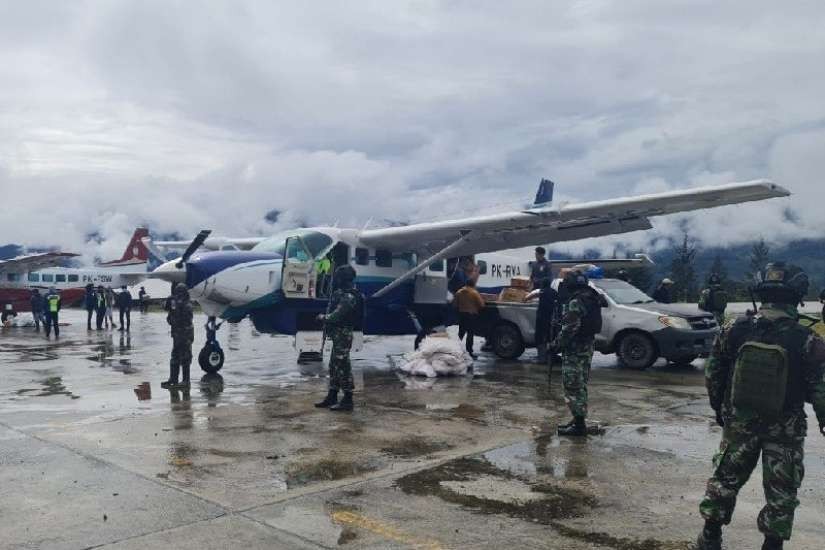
[
  {"left": 252, "top": 230, "right": 333, "bottom": 259},
  {"left": 28, "top": 273, "right": 40, "bottom": 282},
  {"left": 285, "top": 239, "right": 310, "bottom": 262},
  {"left": 375, "top": 249, "right": 393, "bottom": 268}
]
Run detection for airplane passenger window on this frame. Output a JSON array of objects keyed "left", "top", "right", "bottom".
[
  {"left": 68, "top": 275, "right": 79, "bottom": 282},
  {"left": 28, "top": 273, "right": 40, "bottom": 282},
  {"left": 429, "top": 260, "right": 444, "bottom": 272},
  {"left": 42, "top": 274, "right": 54, "bottom": 282},
  {"left": 55, "top": 274, "right": 66, "bottom": 282},
  {"left": 355, "top": 248, "right": 369, "bottom": 266},
  {"left": 7, "top": 273, "right": 19, "bottom": 282},
  {"left": 375, "top": 250, "right": 392, "bottom": 268},
  {"left": 477, "top": 260, "right": 487, "bottom": 275}
]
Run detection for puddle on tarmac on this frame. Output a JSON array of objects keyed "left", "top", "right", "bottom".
[
  {"left": 15, "top": 376, "right": 80, "bottom": 399},
  {"left": 379, "top": 436, "right": 452, "bottom": 458},
  {"left": 395, "top": 456, "right": 595, "bottom": 523},
  {"left": 285, "top": 457, "right": 381, "bottom": 488}
]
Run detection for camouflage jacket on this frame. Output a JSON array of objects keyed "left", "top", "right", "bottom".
[
  {"left": 325, "top": 288, "right": 362, "bottom": 330},
  {"left": 167, "top": 299, "right": 194, "bottom": 340},
  {"left": 706, "top": 303, "right": 825, "bottom": 426},
  {"left": 556, "top": 291, "right": 593, "bottom": 352}
]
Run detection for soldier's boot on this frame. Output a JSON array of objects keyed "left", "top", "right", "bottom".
[
  {"left": 557, "top": 416, "right": 587, "bottom": 437},
  {"left": 330, "top": 391, "right": 353, "bottom": 412},
  {"left": 176, "top": 363, "right": 191, "bottom": 389},
  {"left": 161, "top": 362, "right": 180, "bottom": 389},
  {"left": 761, "top": 535, "right": 783, "bottom": 550},
  {"left": 695, "top": 520, "right": 722, "bottom": 550},
  {"left": 314, "top": 389, "right": 338, "bottom": 408}
]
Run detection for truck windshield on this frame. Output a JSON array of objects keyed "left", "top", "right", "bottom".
[{"left": 592, "top": 279, "right": 654, "bottom": 305}]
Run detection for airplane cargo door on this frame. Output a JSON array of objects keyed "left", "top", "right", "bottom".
[
  {"left": 415, "top": 259, "right": 448, "bottom": 304},
  {"left": 282, "top": 236, "right": 315, "bottom": 299}
]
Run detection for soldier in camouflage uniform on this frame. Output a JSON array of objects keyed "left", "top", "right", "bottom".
[
  {"left": 699, "top": 273, "right": 728, "bottom": 327},
  {"left": 161, "top": 284, "right": 194, "bottom": 389},
  {"left": 696, "top": 262, "right": 825, "bottom": 550},
  {"left": 553, "top": 270, "right": 600, "bottom": 437},
  {"left": 315, "top": 265, "right": 363, "bottom": 412}
]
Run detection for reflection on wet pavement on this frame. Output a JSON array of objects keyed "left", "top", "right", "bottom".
[{"left": 2, "top": 309, "right": 825, "bottom": 549}]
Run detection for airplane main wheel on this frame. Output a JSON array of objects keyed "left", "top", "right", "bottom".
[{"left": 199, "top": 342, "right": 225, "bottom": 374}]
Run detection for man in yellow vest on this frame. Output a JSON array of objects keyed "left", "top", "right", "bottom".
[
  {"left": 316, "top": 256, "right": 332, "bottom": 297},
  {"left": 44, "top": 287, "right": 61, "bottom": 338}
]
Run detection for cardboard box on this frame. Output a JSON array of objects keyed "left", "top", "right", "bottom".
[
  {"left": 510, "top": 276, "right": 532, "bottom": 290},
  {"left": 499, "top": 288, "right": 529, "bottom": 303},
  {"left": 480, "top": 293, "right": 499, "bottom": 302}
]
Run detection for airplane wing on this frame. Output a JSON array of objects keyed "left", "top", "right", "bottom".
[
  {"left": 153, "top": 237, "right": 265, "bottom": 252},
  {"left": 360, "top": 180, "right": 789, "bottom": 257},
  {"left": 0, "top": 252, "right": 79, "bottom": 273}
]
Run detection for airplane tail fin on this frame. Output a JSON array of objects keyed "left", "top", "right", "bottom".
[
  {"left": 533, "top": 179, "right": 555, "bottom": 207},
  {"left": 99, "top": 228, "right": 151, "bottom": 266}
]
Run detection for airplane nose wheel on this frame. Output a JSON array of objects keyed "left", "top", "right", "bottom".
[{"left": 198, "top": 316, "right": 225, "bottom": 374}]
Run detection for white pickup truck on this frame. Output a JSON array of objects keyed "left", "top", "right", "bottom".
[{"left": 478, "top": 277, "right": 720, "bottom": 369}]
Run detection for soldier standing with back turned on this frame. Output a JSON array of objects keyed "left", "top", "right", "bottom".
[
  {"left": 553, "top": 270, "right": 602, "bottom": 437},
  {"left": 696, "top": 262, "right": 825, "bottom": 550},
  {"left": 161, "top": 285, "right": 194, "bottom": 389},
  {"left": 315, "top": 265, "right": 364, "bottom": 412},
  {"left": 699, "top": 273, "right": 729, "bottom": 326}
]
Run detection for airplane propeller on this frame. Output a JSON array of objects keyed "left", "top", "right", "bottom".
[{"left": 176, "top": 230, "right": 212, "bottom": 268}]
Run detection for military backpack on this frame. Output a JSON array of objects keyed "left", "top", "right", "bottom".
[{"left": 729, "top": 316, "right": 807, "bottom": 418}]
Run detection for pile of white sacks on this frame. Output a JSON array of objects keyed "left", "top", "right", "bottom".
[{"left": 400, "top": 336, "right": 473, "bottom": 378}]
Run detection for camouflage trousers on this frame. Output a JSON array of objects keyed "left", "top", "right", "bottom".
[
  {"left": 700, "top": 413, "right": 806, "bottom": 540},
  {"left": 561, "top": 341, "right": 594, "bottom": 418},
  {"left": 328, "top": 326, "right": 354, "bottom": 392},
  {"left": 171, "top": 336, "right": 193, "bottom": 368}
]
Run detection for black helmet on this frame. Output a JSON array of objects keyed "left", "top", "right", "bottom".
[
  {"left": 333, "top": 265, "right": 356, "bottom": 288},
  {"left": 173, "top": 284, "right": 190, "bottom": 300},
  {"left": 563, "top": 269, "right": 589, "bottom": 290},
  {"left": 708, "top": 273, "right": 722, "bottom": 286},
  {"left": 754, "top": 262, "right": 808, "bottom": 303}
]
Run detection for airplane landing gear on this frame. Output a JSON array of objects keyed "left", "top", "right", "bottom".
[{"left": 198, "top": 316, "right": 225, "bottom": 373}]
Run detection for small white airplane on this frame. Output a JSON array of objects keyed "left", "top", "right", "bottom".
[
  {"left": 0, "top": 228, "right": 154, "bottom": 310},
  {"left": 150, "top": 179, "right": 789, "bottom": 373}
]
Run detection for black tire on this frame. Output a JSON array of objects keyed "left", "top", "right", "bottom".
[
  {"left": 198, "top": 342, "right": 225, "bottom": 373},
  {"left": 492, "top": 323, "right": 525, "bottom": 359},
  {"left": 617, "top": 332, "right": 657, "bottom": 370}
]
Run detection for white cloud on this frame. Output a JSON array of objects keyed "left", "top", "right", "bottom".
[{"left": 1, "top": 0, "right": 824, "bottom": 262}]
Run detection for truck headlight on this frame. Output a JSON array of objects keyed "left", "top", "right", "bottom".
[{"left": 659, "top": 316, "right": 691, "bottom": 330}]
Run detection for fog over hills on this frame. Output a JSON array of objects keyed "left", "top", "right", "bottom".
[{"left": 1, "top": 2, "right": 824, "bottom": 266}]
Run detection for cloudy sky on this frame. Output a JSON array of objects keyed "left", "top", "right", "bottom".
[{"left": 2, "top": 0, "right": 824, "bottom": 262}]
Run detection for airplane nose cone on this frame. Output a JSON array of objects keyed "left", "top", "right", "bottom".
[
  {"left": 150, "top": 258, "right": 187, "bottom": 283},
  {"left": 185, "top": 251, "right": 283, "bottom": 289}
]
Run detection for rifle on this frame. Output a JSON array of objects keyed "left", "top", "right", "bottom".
[
  {"left": 748, "top": 287, "right": 759, "bottom": 318},
  {"left": 319, "top": 269, "right": 336, "bottom": 355}
]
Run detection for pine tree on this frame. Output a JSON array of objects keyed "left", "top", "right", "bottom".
[
  {"left": 746, "top": 238, "right": 770, "bottom": 283},
  {"left": 708, "top": 253, "right": 729, "bottom": 287},
  {"left": 670, "top": 233, "right": 698, "bottom": 302}
]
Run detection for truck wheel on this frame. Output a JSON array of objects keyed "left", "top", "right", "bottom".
[
  {"left": 492, "top": 323, "right": 525, "bottom": 359},
  {"left": 198, "top": 342, "right": 225, "bottom": 373},
  {"left": 617, "top": 332, "right": 657, "bottom": 370}
]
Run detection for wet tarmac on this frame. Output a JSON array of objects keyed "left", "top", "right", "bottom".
[{"left": 1, "top": 309, "right": 824, "bottom": 549}]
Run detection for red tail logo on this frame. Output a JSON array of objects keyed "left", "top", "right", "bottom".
[{"left": 99, "top": 228, "right": 150, "bottom": 266}]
